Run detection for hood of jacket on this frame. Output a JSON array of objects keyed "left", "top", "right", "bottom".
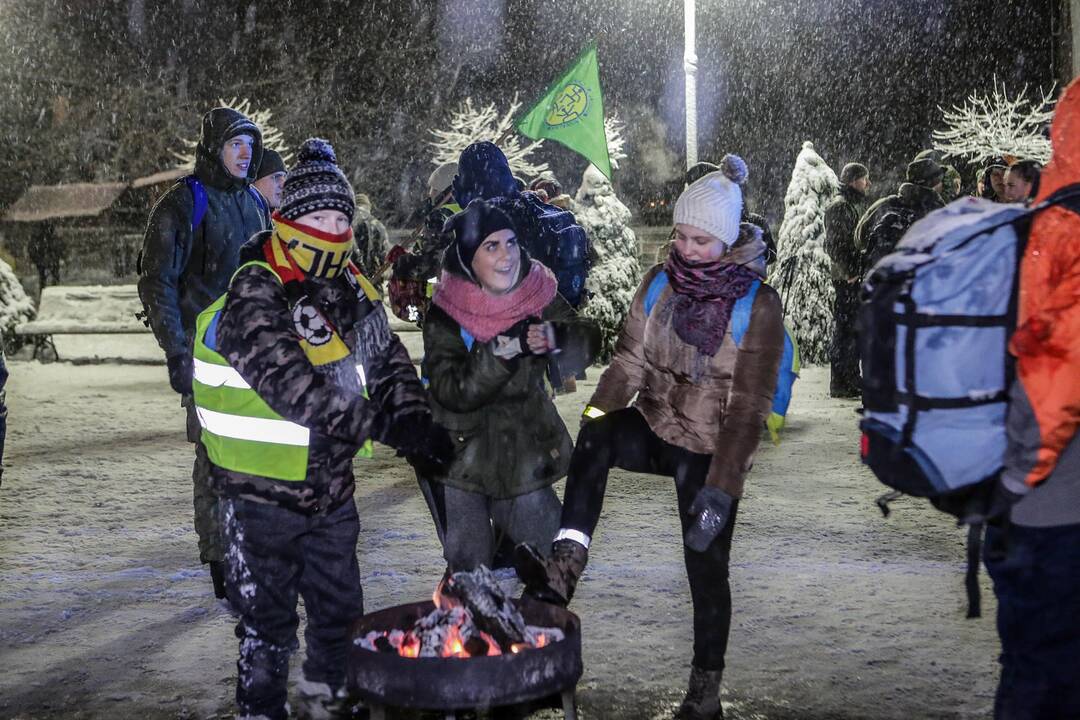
[
  {"left": 896, "top": 182, "right": 944, "bottom": 214},
  {"left": 452, "top": 141, "right": 520, "bottom": 207},
  {"left": 194, "top": 107, "right": 264, "bottom": 192},
  {"left": 719, "top": 224, "right": 768, "bottom": 279}
]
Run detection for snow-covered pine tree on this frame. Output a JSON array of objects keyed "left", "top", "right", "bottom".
[
  {"left": 429, "top": 94, "right": 548, "bottom": 179},
  {"left": 0, "top": 258, "right": 35, "bottom": 349},
  {"left": 932, "top": 79, "right": 1055, "bottom": 165},
  {"left": 575, "top": 115, "right": 639, "bottom": 361},
  {"left": 775, "top": 141, "right": 838, "bottom": 365},
  {"left": 172, "top": 97, "right": 293, "bottom": 168}
]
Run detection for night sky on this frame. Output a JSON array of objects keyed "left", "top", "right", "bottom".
[{"left": 0, "top": 0, "right": 1060, "bottom": 223}]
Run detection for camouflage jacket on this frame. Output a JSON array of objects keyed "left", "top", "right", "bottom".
[{"left": 209, "top": 232, "right": 428, "bottom": 514}]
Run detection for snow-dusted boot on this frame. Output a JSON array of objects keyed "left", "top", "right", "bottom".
[
  {"left": 514, "top": 539, "right": 588, "bottom": 606},
  {"left": 674, "top": 666, "right": 724, "bottom": 720},
  {"left": 295, "top": 676, "right": 338, "bottom": 720}
]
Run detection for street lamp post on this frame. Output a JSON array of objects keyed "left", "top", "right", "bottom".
[{"left": 684, "top": 0, "right": 698, "bottom": 171}]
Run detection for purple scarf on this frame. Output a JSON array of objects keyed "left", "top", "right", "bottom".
[{"left": 663, "top": 249, "right": 759, "bottom": 356}]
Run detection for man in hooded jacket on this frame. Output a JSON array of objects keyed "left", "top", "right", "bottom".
[
  {"left": 855, "top": 156, "right": 944, "bottom": 273},
  {"left": 138, "top": 106, "right": 270, "bottom": 597}
]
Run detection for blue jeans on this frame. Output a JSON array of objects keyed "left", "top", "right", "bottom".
[{"left": 984, "top": 521, "right": 1080, "bottom": 720}]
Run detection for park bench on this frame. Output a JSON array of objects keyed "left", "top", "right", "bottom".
[
  {"left": 14, "top": 283, "right": 423, "bottom": 363},
  {"left": 14, "top": 284, "right": 149, "bottom": 361}
]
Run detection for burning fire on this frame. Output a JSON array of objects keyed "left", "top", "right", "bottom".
[{"left": 356, "top": 570, "right": 564, "bottom": 659}]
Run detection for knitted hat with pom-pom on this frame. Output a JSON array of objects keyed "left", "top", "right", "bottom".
[
  {"left": 673, "top": 153, "right": 748, "bottom": 247},
  {"left": 280, "top": 138, "right": 356, "bottom": 223}
]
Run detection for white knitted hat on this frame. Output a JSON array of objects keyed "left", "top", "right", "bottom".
[
  {"left": 673, "top": 154, "right": 748, "bottom": 247},
  {"left": 428, "top": 162, "right": 458, "bottom": 201}
]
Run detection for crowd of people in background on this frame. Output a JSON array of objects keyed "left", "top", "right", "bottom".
[
  {"left": 823, "top": 151, "right": 1044, "bottom": 399},
  {"left": 129, "top": 89, "right": 1077, "bottom": 719}
]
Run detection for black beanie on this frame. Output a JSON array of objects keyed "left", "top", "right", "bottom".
[
  {"left": 443, "top": 199, "right": 517, "bottom": 278},
  {"left": 255, "top": 149, "right": 287, "bottom": 181},
  {"left": 685, "top": 161, "right": 720, "bottom": 186},
  {"left": 280, "top": 138, "right": 355, "bottom": 223},
  {"left": 839, "top": 162, "right": 869, "bottom": 185},
  {"left": 906, "top": 157, "right": 945, "bottom": 188}
]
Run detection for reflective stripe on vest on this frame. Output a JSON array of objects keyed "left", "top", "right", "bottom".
[{"left": 192, "top": 260, "right": 373, "bottom": 483}]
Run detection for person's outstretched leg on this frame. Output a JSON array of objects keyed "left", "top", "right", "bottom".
[{"left": 516, "top": 408, "right": 666, "bottom": 604}]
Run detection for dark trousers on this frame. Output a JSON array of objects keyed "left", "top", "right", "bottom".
[
  {"left": 186, "top": 399, "right": 221, "bottom": 563},
  {"left": 829, "top": 283, "right": 861, "bottom": 398},
  {"left": 561, "top": 407, "right": 739, "bottom": 671},
  {"left": 984, "top": 521, "right": 1080, "bottom": 720},
  {"left": 220, "top": 497, "right": 364, "bottom": 720},
  {"left": 0, "top": 349, "right": 7, "bottom": 486}
]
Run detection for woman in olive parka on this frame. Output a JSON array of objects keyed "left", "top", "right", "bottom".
[{"left": 420, "top": 199, "right": 601, "bottom": 572}]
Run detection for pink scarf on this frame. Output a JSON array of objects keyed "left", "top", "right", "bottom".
[{"left": 432, "top": 261, "right": 558, "bottom": 342}]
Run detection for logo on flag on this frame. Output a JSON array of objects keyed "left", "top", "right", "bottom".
[{"left": 545, "top": 83, "right": 590, "bottom": 127}]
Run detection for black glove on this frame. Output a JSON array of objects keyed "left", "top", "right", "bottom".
[
  {"left": 684, "top": 485, "right": 734, "bottom": 553},
  {"left": 166, "top": 352, "right": 193, "bottom": 396},
  {"left": 379, "top": 413, "right": 455, "bottom": 474},
  {"left": 930, "top": 473, "right": 1023, "bottom": 526},
  {"left": 961, "top": 480, "right": 1022, "bottom": 526},
  {"left": 489, "top": 318, "right": 537, "bottom": 361}
]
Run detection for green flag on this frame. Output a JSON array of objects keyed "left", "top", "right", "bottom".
[{"left": 516, "top": 42, "right": 611, "bottom": 179}]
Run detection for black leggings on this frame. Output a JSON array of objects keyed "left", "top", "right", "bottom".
[{"left": 561, "top": 407, "right": 738, "bottom": 671}]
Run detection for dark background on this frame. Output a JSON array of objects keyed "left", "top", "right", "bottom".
[{"left": 0, "top": 0, "right": 1062, "bottom": 227}]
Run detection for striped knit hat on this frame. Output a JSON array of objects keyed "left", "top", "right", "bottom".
[
  {"left": 280, "top": 138, "right": 355, "bottom": 223},
  {"left": 673, "top": 153, "right": 748, "bottom": 247}
]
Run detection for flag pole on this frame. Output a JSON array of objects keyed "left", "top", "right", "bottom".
[{"left": 684, "top": 0, "right": 698, "bottom": 171}]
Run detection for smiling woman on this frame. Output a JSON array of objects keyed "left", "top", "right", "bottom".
[{"left": 419, "top": 198, "right": 601, "bottom": 576}]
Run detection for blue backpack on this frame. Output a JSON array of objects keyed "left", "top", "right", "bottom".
[
  {"left": 644, "top": 272, "right": 800, "bottom": 444},
  {"left": 184, "top": 175, "right": 268, "bottom": 234},
  {"left": 858, "top": 189, "right": 1080, "bottom": 507},
  {"left": 858, "top": 189, "right": 1080, "bottom": 618}
]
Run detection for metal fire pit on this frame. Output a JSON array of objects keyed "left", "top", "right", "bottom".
[{"left": 348, "top": 596, "right": 582, "bottom": 719}]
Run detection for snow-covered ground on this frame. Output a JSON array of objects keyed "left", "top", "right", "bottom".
[{"left": 0, "top": 360, "right": 999, "bottom": 719}]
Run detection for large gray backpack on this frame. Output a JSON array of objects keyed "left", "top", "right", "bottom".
[{"left": 857, "top": 188, "right": 1080, "bottom": 616}]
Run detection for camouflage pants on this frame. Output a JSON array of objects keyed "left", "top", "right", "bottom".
[{"left": 185, "top": 399, "right": 222, "bottom": 564}]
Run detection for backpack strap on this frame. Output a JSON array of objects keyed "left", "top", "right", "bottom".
[
  {"left": 184, "top": 175, "right": 209, "bottom": 235},
  {"left": 730, "top": 279, "right": 762, "bottom": 346},
  {"left": 248, "top": 186, "right": 269, "bottom": 230},
  {"left": 460, "top": 327, "right": 475, "bottom": 351},
  {"left": 248, "top": 186, "right": 267, "bottom": 213},
  {"left": 964, "top": 522, "right": 984, "bottom": 619},
  {"left": 643, "top": 270, "right": 670, "bottom": 316}
]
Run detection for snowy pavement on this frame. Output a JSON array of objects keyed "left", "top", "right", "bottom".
[{"left": 0, "top": 361, "right": 999, "bottom": 719}]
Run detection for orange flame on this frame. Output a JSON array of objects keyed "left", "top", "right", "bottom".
[{"left": 400, "top": 634, "right": 420, "bottom": 658}]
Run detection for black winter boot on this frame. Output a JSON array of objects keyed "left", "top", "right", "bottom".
[
  {"left": 675, "top": 666, "right": 724, "bottom": 720},
  {"left": 514, "top": 539, "right": 588, "bottom": 606},
  {"left": 209, "top": 560, "right": 227, "bottom": 600}
]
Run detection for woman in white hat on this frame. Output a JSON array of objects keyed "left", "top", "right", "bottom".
[{"left": 516, "top": 155, "right": 785, "bottom": 720}]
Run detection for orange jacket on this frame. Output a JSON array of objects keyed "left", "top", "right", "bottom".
[{"left": 1006, "top": 77, "right": 1080, "bottom": 489}]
